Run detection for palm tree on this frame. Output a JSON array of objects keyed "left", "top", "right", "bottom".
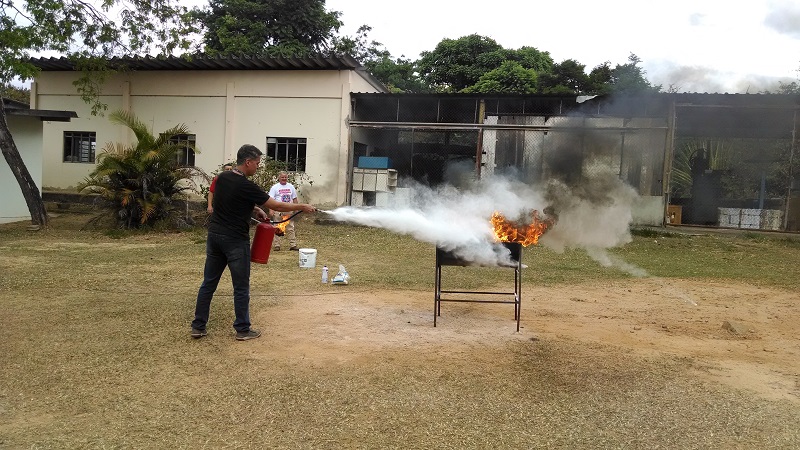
[
  {"left": 78, "top": 110, "right": 206, "bottom": 228},
  {"left": 670, "top": 139, "right": 731, "bottom": 199}
]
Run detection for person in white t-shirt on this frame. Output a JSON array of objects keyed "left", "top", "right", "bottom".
[{"left": 268, "top": 171, "right": 299, "bottom": 251}]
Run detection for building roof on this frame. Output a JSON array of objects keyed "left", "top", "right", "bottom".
[
  {"left": 30, "top": 54, "right": 363, "bottom": 71},
  {"left": 350, "top": 92, "right": 800, "bottom": 139},
  {"left": 29, "top": 54, "right": 388, "bottom": 92},
  {"left": 2, "top": 98, "right": 77, "bottom": 122}
]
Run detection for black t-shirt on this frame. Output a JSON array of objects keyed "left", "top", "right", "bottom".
[{"left": 208, "top": 171, "right": 270, "bottom": 240}]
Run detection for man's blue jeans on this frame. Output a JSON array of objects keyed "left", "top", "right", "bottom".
[{"left": 192, "top": 232, "right": 252, "bottom": 332}]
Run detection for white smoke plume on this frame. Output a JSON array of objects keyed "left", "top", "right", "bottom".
[
  {"left": 324, "top": 162, "right": 650, "bottom": 271},
  {"left": 326, "top": 178, "right": 547, "bottom": 266}
]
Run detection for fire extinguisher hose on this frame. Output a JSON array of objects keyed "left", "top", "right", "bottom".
[
  {"left": 271, "top": 210, "right": 302, "bottom": 224},
  {"left": 251, "top": 210, "right": 303, "bottom": 225}
]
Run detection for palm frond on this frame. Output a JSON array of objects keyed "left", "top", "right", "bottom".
[{"left": 108, "top": 110, "right": 157, "bottom": 150}]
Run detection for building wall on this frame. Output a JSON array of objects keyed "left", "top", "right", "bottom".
[
  {"left": 1, "top": 116, "right": 43, "bottom": 224},
  {"left": 33, "top": 69, "right": 379, "bottom": 205}
]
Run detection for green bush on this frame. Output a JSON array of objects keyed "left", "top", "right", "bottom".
[
  {"left": 250, "top": 157, "right": 313, "bottom": 201},
  {"left": 78, "top": 110, "right": 207, "bottom": 228}
]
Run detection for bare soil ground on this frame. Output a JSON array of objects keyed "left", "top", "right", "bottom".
[{"left": 252, "top": 278, "right": 800, "bottom": 405}]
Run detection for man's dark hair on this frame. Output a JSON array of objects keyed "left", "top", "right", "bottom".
[{"left": 236, "top": 144, "right": 263, "bottom": 164}]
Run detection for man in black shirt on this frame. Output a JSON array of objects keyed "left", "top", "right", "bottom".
[{"left": 191, "top": 144, "right": 316, "bottom": 341}]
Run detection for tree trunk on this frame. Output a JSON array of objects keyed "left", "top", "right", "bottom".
[{"left": 0, "top": 106, "right": 49, "bottom": 227}]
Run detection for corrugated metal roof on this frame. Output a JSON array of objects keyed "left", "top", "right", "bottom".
[
  {"left": 29, "top": 54, "right": 364, "bottom": 71},
  {"left": 29, "top": 55, "right": 388, "bottom": 92},
  {"left": 28, "top": 54, "right": 389, "bottom": 92}
]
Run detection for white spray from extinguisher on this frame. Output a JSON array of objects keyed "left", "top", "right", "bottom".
[{"left": 321, "top": 265, "right": 329, "bottom": 284}]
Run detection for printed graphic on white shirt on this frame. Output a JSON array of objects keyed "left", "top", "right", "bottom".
[{"left": 275, "top": 188, "right": 293, "bottom": 203}]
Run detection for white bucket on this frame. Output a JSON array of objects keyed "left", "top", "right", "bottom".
[{"left": 298, "top": 248, "right": 317, "bottom": 268}]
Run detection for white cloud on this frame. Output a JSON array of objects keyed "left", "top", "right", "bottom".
[
  {"left": 764, "top": 0, "right": 800, "bottom": 38},
  {"left": 327, "top": 0, "right": 800, "bottom": 93}
]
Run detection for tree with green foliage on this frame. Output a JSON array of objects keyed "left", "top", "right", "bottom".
[
  {"left": 195, "top": 0, "right": 423, "bottom": 92},
  {"left": 0, "top": 85, "right": 30, "bottom": 104},
  {"left": 462, "top": 61, "right": 538, "bottom": 94},
  {"left": 416, "top": 34, "right": 506, "bottom": 92},
  {"left": 772, "top": 61, "right": 800, "bottom": 93},
  {"left": 587, "top": 62, "right": 613, "bottom": 95},
  {"left": 416, "top": 34, "right": 555, "bottom": 93},
  {"left": 774, "top": 81, "right": 799, "bottom": 94},
  {"left": 1, "top": 0, "right": 196, "bottom": 227},
  {"left": 508, "top": 46, "right": 554, "bottom": 73},
  {"left": 332, "top": 25, "right": 429, "bottom": 93},
  {"left": 78, "top": 111, "right": 205, "bottom": 229},
  {"left": 195, "top": 0, "right": 342, "bottom": 57},
  {"left": 368, "top": 55, "right": 432, "bottom": 93},
  {"left": 538, "top": 59, "right": 591, "bottom": 95},
  {"left": 608, "top": 54, "right": 661, "bottom": 94},
  {"left": 250, "top": 157, "right": 313, "bottom": 202}
]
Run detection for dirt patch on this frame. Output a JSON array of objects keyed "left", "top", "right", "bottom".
[{"left": 243, "top": 278, "right": 800, "bottom": 403}]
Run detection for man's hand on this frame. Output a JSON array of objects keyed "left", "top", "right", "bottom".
[
  {"left": 299, "top": 204, "right": 317, "bottom": 213},
  {"left": 254, "top": 207, "right": 269, "bottom": 222}
]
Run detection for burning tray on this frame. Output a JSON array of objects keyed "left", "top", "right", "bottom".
[{"left": 435, "top": 242, "right": 522, "bottom": 268}]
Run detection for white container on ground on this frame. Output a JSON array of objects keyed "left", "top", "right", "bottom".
[{"left": 299, "top": 248, "right": 317, "bottom": 268}]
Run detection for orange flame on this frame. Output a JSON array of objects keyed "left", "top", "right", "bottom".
[
  {"left": 274, "top": 215, "right": 291, "bottom": 235},
  {"left": 491, "top": 210, "right": 553, "bottom": 246}
]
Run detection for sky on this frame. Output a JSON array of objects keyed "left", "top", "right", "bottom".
[{"left": 326, "top": 0, "right": 800, "bottom": 93}]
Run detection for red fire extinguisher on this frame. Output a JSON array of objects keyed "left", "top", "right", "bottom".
[
  {"left": 251, "top": 221, "right": 276, "bottom": 264},
  {"left": 250, "top": 211, "right": 302, "bottom": 264}
]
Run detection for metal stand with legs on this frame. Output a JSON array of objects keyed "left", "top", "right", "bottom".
[{"left": 433, "top": 244, "right": 523, "bottom": 332}]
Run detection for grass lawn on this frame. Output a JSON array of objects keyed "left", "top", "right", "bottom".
[{"left": 1, "top": 209, "right": 799, "bottom": 448}]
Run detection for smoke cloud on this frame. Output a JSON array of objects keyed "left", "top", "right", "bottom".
[
  {"left": 325, "top": 161, "right": 648, "bottom": 272},
  {"left": 327, "top": 178, "right": 546, "bottom": 266},
  {"left": 646, "top": 60, "right": 796, "bottom": 94}
]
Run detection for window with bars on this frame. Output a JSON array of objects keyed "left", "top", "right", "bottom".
[
  {"left": 63, "top": 131, "right": 96, "bottom": 163},
  {"left": 266, "top": 137, "right": 307, "bottom": 172},
  {"left": 169, "top": 134, "right": 196, "bottom": 166}
]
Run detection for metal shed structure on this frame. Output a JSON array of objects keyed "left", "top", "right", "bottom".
[{"left": 347, "top": 93, "right": 800, "bottom": 232}]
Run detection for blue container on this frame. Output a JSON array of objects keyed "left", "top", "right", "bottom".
[{"left": 357, "top": 156, "right": 391, "bottom": 169}]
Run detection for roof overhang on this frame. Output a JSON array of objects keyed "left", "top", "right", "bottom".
[{"left": 2, "top": 98, "right": 77, "bottom": 122}]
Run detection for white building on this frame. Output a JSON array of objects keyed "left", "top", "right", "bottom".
[
  {"left": 1, "top": 99, "right": 76, "bottom": 224},
  {"left": 29, "top": 55, "right": 387, "bottom": 205}
]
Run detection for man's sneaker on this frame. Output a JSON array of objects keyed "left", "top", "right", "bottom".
[
  {"left": 273, "top": 246, "right": 281, "bottom": 251},
  {"left": 235, "top": 329, "right": 262, "bottom": 341},
  {"left": 191, "top": 328, "right": 207, "bottom": 339},
  {"left": 289, "top": 246, "right": 299, "bottom": 251}
]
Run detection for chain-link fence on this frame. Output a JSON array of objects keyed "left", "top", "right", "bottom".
[
  {"left": 669, "top": 102, "right": 797, "bottom": 231},
  {"left": 481, "top": 116, "right": 667, "bottom": 196},
  {"left": 349, "top": 93, "right": 798, "bottom": 231}
]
